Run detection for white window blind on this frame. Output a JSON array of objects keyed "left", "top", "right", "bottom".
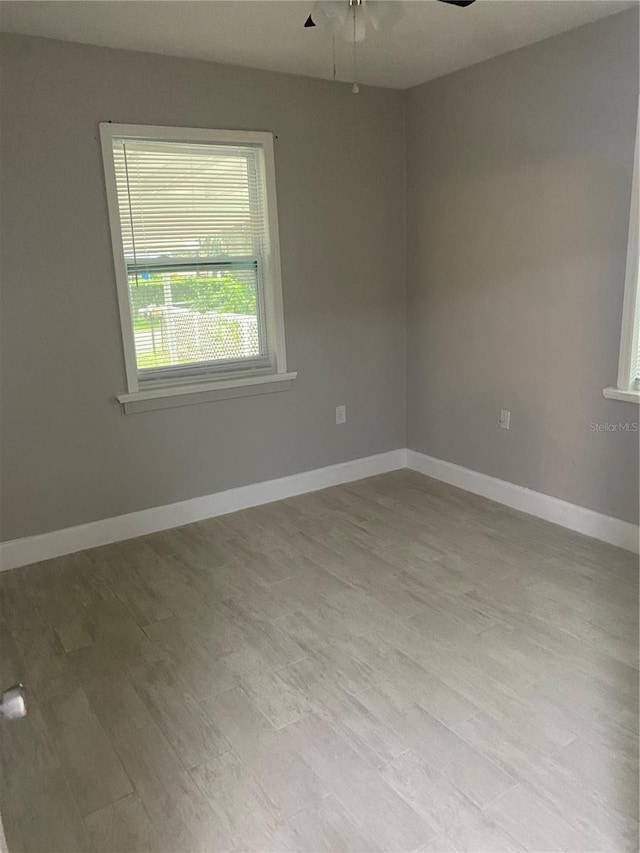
[{"left": 111, "top": 137, "right": 272, "bottom": 382}]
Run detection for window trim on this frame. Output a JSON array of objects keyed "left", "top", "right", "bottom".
[
  {"left": 99, "top": 122, "right": 293, "bottom": 405},
  {"left": 116, "top": 371, "right": 298, "bottom": 415},
  {"left": 604, "top": 104, "right": 640, "bottom": 404}
]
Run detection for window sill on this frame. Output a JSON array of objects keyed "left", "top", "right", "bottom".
[
  {"left": 117, "top": 371, "right": 297, "bottom": 414},
  {"left": 603, "top": 386, "right": 640, "bottom": 404}
]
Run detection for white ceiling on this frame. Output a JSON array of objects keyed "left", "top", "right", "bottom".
[{"left": 0, "top": 0, "right": 636, "bottom": 89}]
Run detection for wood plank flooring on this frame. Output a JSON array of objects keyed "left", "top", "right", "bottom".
[{"left": 0, "top": 470, "right": 637, "bottom": 852}]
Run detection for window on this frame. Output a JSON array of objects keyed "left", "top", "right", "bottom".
[
  {"left": 604, "top": 108, "right": 640, "bottom": 404},
  {"left": 100, "top": 123, "right": 294, "bottom": 411}
]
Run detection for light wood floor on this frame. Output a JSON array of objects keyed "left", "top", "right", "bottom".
[{"left": 0, "top": 470, "right": 638, "bottom": 852}]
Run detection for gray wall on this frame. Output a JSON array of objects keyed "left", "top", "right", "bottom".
[
  {"left": 406, "top": 9, "right": 639, "bottom": 525},
  {"left": 2, "top": 10, "right": 639, "bottom": 544},
  {"left": 0, "top": 33, "right": 406, "bottom": 541}
]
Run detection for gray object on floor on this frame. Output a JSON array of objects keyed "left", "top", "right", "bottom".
[{"left": 0, "top": 685, "right": 26, "bottom": 721}]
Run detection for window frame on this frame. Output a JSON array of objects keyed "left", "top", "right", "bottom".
[
  {"left": 604, "top": 105, "right": 640, "bottom": 404},
  {"left": 100, "top": 122, "right": 294, "bottom": 410}
]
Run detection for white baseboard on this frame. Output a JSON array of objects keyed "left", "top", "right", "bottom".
[
  {"left": 0, "top": 449, "right": 407, "bottom": 571},
  {"left": 406, "top": 449, "right": 639, "bottom": 555},
  {"left": 1, "top": 446, "right": 636, "bottom": 571}
]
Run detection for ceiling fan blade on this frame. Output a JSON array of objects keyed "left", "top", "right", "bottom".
[
  {"left": 304, "top": 14, "right": 316, "bottom": 27},
  {"left": 438, "top": 0, "right": 477, "bottom": 7}
]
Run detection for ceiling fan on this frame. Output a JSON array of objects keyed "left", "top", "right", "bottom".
[
  {"left": 304, "top": 0, "right": 477, "bottom": 30},
  {"left": 304, "top": 1, "right": 477, "bottom": 92}
]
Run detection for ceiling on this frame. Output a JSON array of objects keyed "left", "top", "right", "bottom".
[{"left": 0, "top": 0, "right": 636, "bottom": 89}]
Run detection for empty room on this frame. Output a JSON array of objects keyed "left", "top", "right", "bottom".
[{"left": 0, "top": 0, "right": 638, "bottom": 850}]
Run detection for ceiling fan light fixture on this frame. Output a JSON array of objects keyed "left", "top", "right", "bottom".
[
  {"left": 304, "top": 0, "right": 400, "bottom": 41},
  {"left": 308, "top": 2, "right": 350, "bottom": 32}
]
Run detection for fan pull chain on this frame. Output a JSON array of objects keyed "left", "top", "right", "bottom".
[
  {"left": 352, "top": 3, "right": 359, "bottom": 93},
  {"left": 332, "top": 32, "right": 337, "bottom": 80}
]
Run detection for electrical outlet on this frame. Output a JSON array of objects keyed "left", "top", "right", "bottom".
[
  {"left": 336, "top": 405, "right": 346, "bottom": 425},
  {"left": 499, "top": 409, "right": 511, "bottom": 430}
]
